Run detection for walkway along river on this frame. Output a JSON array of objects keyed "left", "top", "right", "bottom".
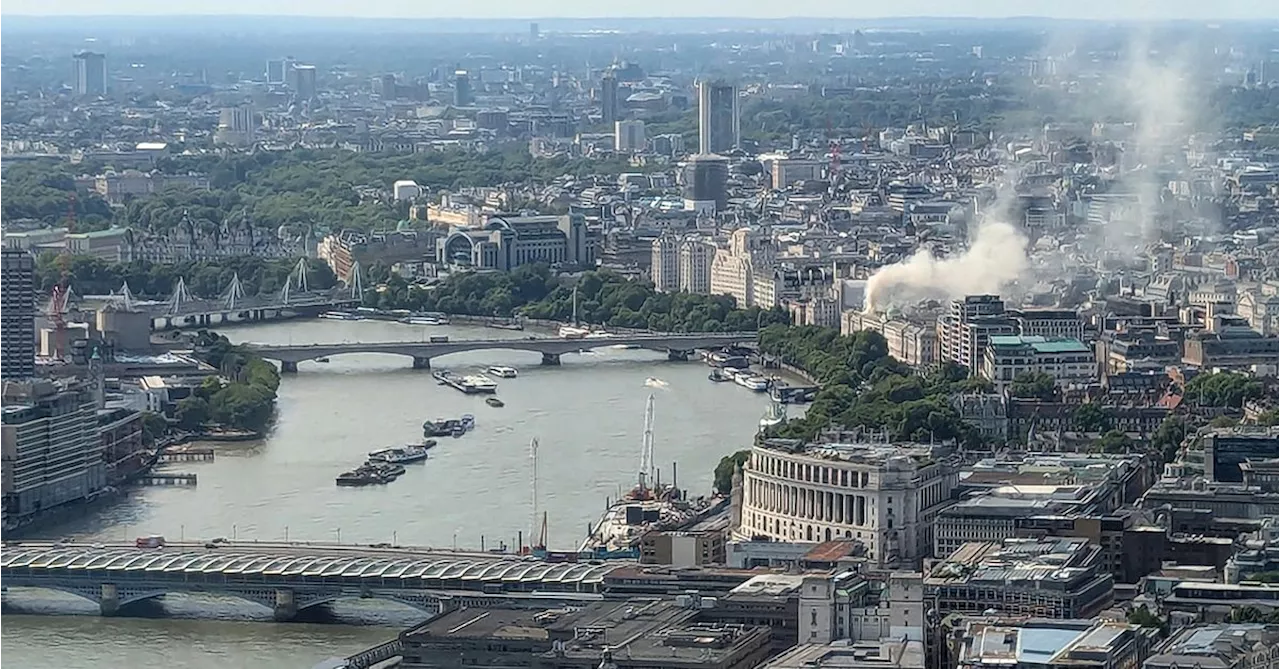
[{"left": 2, "top": 318, "right": 798, "bottom": 668}]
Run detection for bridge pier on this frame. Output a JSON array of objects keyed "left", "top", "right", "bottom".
[
  {"left": 540, "top": 353, "right": 561, "bottom": 366},
  {"left": 667, "top": 349, "right": 692, "bottom": 361},
  {"left": 273, "top": 588, "right": 297, "bottom": 622},
  {"left": 280, "top": 361, "right": 299, "bottom": 374},
  {"left": 100, "top": 584, "right": 119, "bottom": 616},
  {"left": 412, "top": 356, "right": 432, "bottom": 370}
]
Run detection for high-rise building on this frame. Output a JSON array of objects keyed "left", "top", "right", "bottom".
[
  {"left": 291, "top": 64, "right": 317, "bottom": 100},
  {"left": 453, "top": 70, "right": 473, "bottom": 107},
  {"left": 214, "top": 104, "right": 256, "bottom": 147},
  {"left": 1, "top": 248, "right": 37, "bottom": 379},
  {"left": 651, "top": 234, "right": 681, "bottom": 292},
  {"left": 614, "top": 119, "right": 645, "bottom": 152},
  {"left": 679, "top": 238, "right": 714, "bottom": 295},
  {"left": 266, "top": 59, "right": 287, "bottom": 84},
  {"left": 600, "top": 72, "right": 619, "bottom": 126},
  {"left": 697, "top": 80, "right": 739, "bottom": 155},
  {"left": 379, "top": 74, "right": 398, "bottom": 99},
  {"left": 682, "top": 154, "right": 730, "bottom": 214},
  {"left": 1, "top": 379, "right": 105, "bottom": 529},
  {"left": 72, "top": 51, "right": 107, "bottom": 97},
  {"left": 529, "top": 22, "right": 539, "bottom": 41}
]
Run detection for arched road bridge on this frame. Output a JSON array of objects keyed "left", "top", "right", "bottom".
[
  {"left": 1, "top": 544, "right": 617, "bottom": 621},
  {"left": 243, "top": 331, "right": 758, "bottom": 372}
]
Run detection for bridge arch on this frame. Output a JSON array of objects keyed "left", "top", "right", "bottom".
[{"left": 294, "top": 591, "right": 442, "bottom": 615}]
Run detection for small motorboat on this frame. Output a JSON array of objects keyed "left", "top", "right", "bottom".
[
  {"left": 316, "top": 357, "right": 331, "bottom": 363},
  {"left": 486, "top": 397, "right": 505, "bottom": 408}
]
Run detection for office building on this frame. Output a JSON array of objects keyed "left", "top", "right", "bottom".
[
  {"left": 396, "top": 598, "right": 771, "bottom": 669},
  {"left": 601, "top": 72, "right": 619, "bottom": 126},
  {"left": 437, "top": 214, "right": 593, "bottom": 271},
  {"left": 771, "top": 159, "right": 824, "bottom": 190},
  {"left": 290, "top": 64, "right": 317, "bottom": 100},
  {"left": 453, "top": 70, "right": 473, "bottom": 107},
  {"left": 683, "top": 154, "right": 730, "bottom": 214},
  {"left": 1010, "top": 308, "right": 1085, "bottom": 341},
  {"left": 679, "top": 237, "right": 714, "bottom": 295},
  {"left": 214, "top": 104, "right": 256, "bottom": 147},
  {"left": 698, "top": 80, "right": 740, "bottom": 154},
  {"left": 1145, "top": 624, "right": 1277, "bottom": 669},
  {"left": 954, "top": 619, "right": 1157, "bottom": 669},
  {"left": 925, "top": 538, "right": 1115, "bottom": 619},
  {"left": 1202, "top": 428, "right": 1279, "bottom": 484},
  {"left": 651, "top": 233, "right": 682, "bottom": 292},
  {"left": 73, "top": 51, "right": 107, "bottom": 97},
  {"left": 1, "top": 248, "right": 37, "bottom": 379},
  {"left": 614, "top": 119, "right": 645, "bottom": 152},
  {"left": 981, "top": 335, "right": 1096, "bottom": 393},
  {"left": 379, "top": 73, "right": 397, "bottom": 99},
  {"left": 266, "top": 59, "right": 287, "bottom": 84},
  {"left": 529, "top": 22, "right": 539, "bottom": 40},
  {"left": 937, "top": 295, "right": 1018, "bottom": 372},
  {"left": 764, "top": 640, "right": 925, "bottom": 669},
  {"left": 735, "top": 439, "right": 958, "bottom": 567},
  {"left": 1, "top": 379, "right": 105, "bottom": 529}
]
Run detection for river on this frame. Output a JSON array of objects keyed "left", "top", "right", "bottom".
[{"left": 3, "top": 318, "right": 792, "bottom": 668}]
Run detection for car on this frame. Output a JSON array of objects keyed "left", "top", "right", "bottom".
[
  {"left": 91, "top": 543, "right": 105, "bottom": 549},
  {"left": 370, "top": 542, "right": 392, "bottom": 549},
  {"left": 204, "top": 542, "right": 219, "bottom": 549}
]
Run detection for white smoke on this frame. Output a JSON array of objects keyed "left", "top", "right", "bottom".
[{"left": 863, "top": 219, "right": 1030, "bottom": 313}]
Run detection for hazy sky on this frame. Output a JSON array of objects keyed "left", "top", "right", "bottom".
[{"left": 1, "top": 0, "right": 1276, "bottom": 20}]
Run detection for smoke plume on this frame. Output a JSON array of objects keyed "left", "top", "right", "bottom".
[{"left": 863, "top": 219, "right": 1030, "bottom": 313}]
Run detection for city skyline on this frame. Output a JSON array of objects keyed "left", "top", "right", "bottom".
[{"left": 1, "top": 0, "right": 1277, "bottom": 20}]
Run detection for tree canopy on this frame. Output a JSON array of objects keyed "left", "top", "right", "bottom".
[
  {"left": 372, "top": 264, "right": 790, "bottom": 333},
  {"left": 758, "top": 325, "right": 984, "bottom": 446}
]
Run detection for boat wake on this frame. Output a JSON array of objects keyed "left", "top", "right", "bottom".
[{"left": 643, "top": 377, "right": 669, "bottom": 389}]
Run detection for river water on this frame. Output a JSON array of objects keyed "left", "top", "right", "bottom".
[{"left": 3, "top": 318, "right": 788, "bottom": 668}]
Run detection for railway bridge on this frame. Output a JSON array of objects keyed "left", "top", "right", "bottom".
[{"left": 1, "top": 544, "right": 617, "bottom": 620}]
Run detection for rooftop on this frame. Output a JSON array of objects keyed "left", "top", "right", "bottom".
[
  {"left": 957, "top": 619, "right": 1147, "bottom": 668},
  {"left": 989, "top": 335, "right": 1091, "bottom": 354},
  {"left": 928, "top": 538, "right": 1102, "bottom": 589},
  {"left": 763, "top": 639, "right": 926, "bottom": 669},
  {"left": 1145, "top": 624, "right": 1278, "bottom": 669}
]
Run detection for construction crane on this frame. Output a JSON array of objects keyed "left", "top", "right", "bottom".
[
  {"left": 528, "top": 437, "right": 547, "bottom": 553},
  {"left": 49, "top": 193, "right": 77, "bottom": 361}
]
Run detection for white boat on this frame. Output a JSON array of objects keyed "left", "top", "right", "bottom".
[
  {"left": 400, "top": 316, "right": 447, "bottom": 326},
  {"left": 319, "top": 311, "right": 363, "bottom": 321},
  {"left": 487, "top": 366, "right": 518, "bottom": 378},
  {"left": 559, "top": 325, "right": 591, "bottom": 339},
  {"left": 734, "top": 373, "right": 770, "bottom": 392},
  {"left": 461, "top": 375, "right": 499, "bottom": 393},
  {"left": 584, "top": 330, "right": 614, "bottom": 339}
]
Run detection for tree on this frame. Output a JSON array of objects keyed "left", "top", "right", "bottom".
[
  {"left": 1151, "top": 416, "right": 1189, "bottom": 464},
  {"left": 175, "top": 397, "right": 210, "bottom": 431},
  {"left": 140, "top": 412, "right": 169, "bottom": 444},
  {"left": 1073, "top": 402, "right": 1112, "bottom": 433},
  {"left": 714, "top": 451, "right": 751, "bottom": 495},
  {"left": 1227, "top": 606, "right": 1279, "bottom": 624},
  {"left": 1185, "top": 371, "right": 1265, "bottom": 409},
  {"left": 1094, "top": 429, "right": 1134, "bottom": 454},
  {"left": 1009, "top": 371, "right": 1056, "bottom": 401},
  {"left": 1254, "top": 408, "right": 1279, "bottom": 427},
  {"left": 1126, "top": 606, "right": 1168, "bottom": 636}
]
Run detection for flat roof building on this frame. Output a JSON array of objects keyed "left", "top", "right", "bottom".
[
  {"left": 925, "top": 538, "right": 1114, "bottom": 620},
  {"left": 397, "top": 598, "right": 771, "bottom": 669}
]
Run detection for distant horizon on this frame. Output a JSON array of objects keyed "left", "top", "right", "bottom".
[{"left": 0, "top": 0, "right": 1275, "bottom": 22}]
